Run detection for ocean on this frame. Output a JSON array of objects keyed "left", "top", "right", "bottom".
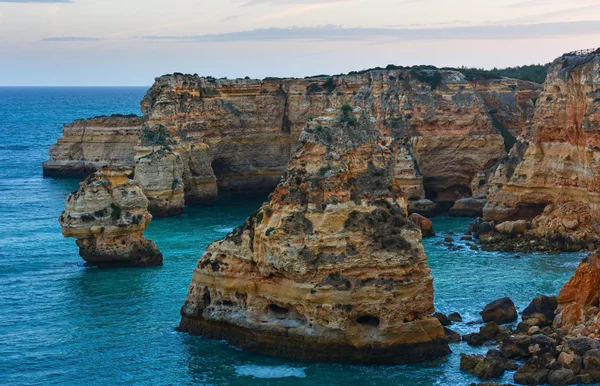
[{"left": 0, "top": 87, "right": 585, "bottom": 385}]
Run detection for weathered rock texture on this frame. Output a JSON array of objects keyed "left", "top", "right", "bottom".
[
  {"left": 43, "top": 115, "right": 144, "bottom": 176},
  {"left": 45, "top": 69, "right": 540, "bottom": 216},
  {"left": 555, "top": 251, "right": 600, "bottom": 338},
  {"left": 482, "top": 50, "right": 600, "bottom": 250},
  {"left": 178, "top": 110, "right": 450, "bottom": 363},
  {"left": 59, "top": 168, "right": 162, "bottom": 267}
]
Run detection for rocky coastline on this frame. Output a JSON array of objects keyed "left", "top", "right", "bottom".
[{"left": 44, "top": 66, "right": 540, "bottom": 219}]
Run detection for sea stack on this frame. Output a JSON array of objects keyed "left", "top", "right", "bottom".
[
  {"left": 178, "top": 108, "right": 450, "bottom": 363},
  {"left": 59, "top": 168, "right": 163, "bottom": 267}
]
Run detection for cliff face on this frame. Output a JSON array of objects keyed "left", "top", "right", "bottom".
[
  {"left": 138, "top": 69, "right": 515, "bottom": 210},
  {"left": 473, "top": 78, "right": 541, "bottom": 138},
  {"left": 483, "top": 51, "right": 600, "bottom": 247},
  {"left": 59, "top": 168, "right": 162, "bottom": 267},
  {"left": 44, "top": 69, "right": 540, "bottom": 216},
  {"left": 178, "top": 110, "right": 450, "bottom": 363},
  {"left": 43, "top": 115, "right": 144, "bottom": 177}
]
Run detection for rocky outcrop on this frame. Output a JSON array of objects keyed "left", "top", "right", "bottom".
[
  {"left": 481, "top": 50, "right": 600, "bottom": 250},
  {"left": 43, "top": 115, "right": 144, "bottom": 176},
  {"left": 178, "top": 109, "right": 450, "bottom": 363},
  {"left": 555, "top": 251, "right": 600, "bottom": 337},
  {"left": 45, "top": 68, "right": 541, "bottom": 216},
  {"left": 58, "top": 168, "right": 162, "bottom": 267}
]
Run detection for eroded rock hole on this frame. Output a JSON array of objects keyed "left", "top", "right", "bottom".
[
  {"left": 268, "top": 304, "right": 289, "bottom": 315},
  {"left": 356, "top": 315, "right": 380, "bottom": 327}
]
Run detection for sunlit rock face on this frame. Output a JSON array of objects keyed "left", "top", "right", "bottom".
[
  {"left": 59, "top": 168, "right": 162, "bottom": 267},
  {"left": 178, "top": 110, "right": 450, "bottom": 364},
  {"left": 45, "top": 68, "right": 540, "bottom": 215},
  {"left": 555, "top": 251, "right": 600, "bottom": 338},
  {"left": 139, "top": 69, "right": 516, "bottom": 210},
  {"left": 43, "top": 115, "right": 144, "bottom": 177},
  {"left": 483, "top": 50, "right": 600, "bottom": 248}
]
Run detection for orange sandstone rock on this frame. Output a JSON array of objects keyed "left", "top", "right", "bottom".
[
  {"left": 59, "top": 168, "right": 162, "bottom": 267},
  {"left": 483, "top": 51, "right": 600, "bottom": 249},
  {"left": 178, "top": 110, "right": 449, "bottom": 363}
]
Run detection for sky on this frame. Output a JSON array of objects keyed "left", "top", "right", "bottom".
[{"left": 0, "top": 0, "right": 599, "bottom": 86}]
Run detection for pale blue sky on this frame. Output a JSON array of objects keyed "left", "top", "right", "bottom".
[{"left": 1, "top": 0, "right": 599, "bottom": 85}]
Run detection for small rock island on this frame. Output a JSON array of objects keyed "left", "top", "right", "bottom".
[{"left": 59, "top": 168, "right": 163, "bottom": 267}]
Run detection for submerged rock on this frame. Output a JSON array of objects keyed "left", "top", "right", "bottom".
[
  {"left": 177, "top": 110, "right": 450, "bottom": 363},
  {"left": 58, "top": 168, "right": 162, "bottom": 267}
]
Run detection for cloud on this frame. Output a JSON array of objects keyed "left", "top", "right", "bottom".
[
  {"left": 241, "top": 0, "right": 350, "bottom": 5},
  {"left": 41, "top": 37, "right": 103, "bottom": 42},
  {"left": 140, "top": 21, "right": 600, "bottom": 43},
  {"left": 0, "top": 0, "right": 71, "bottom": 2},
  {"left": 221, "top": 14, "right": 242, "bottom": 22}
]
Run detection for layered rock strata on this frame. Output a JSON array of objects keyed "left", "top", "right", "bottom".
[
  {"left": 43, "top": 115, "right": 144, "bottom": 176},
  {"left": 178, "top": 110, "right": 450, "bottom": 363},
  {"left": 45, "top": 69, "right": 540, "bottom": 215},
  {"left": 480, "top": 50, "right": 600, "bottom": 250},
  {"left": 59, "top": 168, "right": 162, "bottom": 267}
]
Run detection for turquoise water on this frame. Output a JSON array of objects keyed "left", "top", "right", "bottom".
[{"left": 0, "top": 87, "right": 586, "bottom": 385}]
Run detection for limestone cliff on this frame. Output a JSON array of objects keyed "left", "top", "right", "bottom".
[
  {"left": 178, "top": 109, "right": 450, "bottom": 363},
  {"left": 140, "top": 69, "right": 508, "bottom": 210},
  {"left": 45, "top": 68, "right": 540, "bottom": 216},
  {"left": 482, "top": 50, "right": 600, "bottom": 249},
  {"left": 59, "top": 168, "right": 162, "bottom": 267},
  {"left": 43, "top": 115, "right": 144, "bottom": 177}
]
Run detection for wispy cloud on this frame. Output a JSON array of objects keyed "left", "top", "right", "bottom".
[
  {"left": 221, "top": 14, "right": 242, "bottom": 22},
  {"left": 41, "top": 36, "right": 103, "bottom": 42},
  {"left": 241, "top": 0, "right": 351, "bottom": 5},
  {"left": 140, "top": 21, "right": 600, "bottom": 43},
  {"left": 0, "top": 0, "right": 72, "bottom": 2}
]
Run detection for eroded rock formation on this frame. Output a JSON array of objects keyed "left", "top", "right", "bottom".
[
  {"left": 43, "top": 115, "right": 144, "bottom": 176},
  {"left": 45, "top": 68, "right": 540, "bottom": 216},
  {"left": 178, "top": 109, "right": 450, "bottom": 363},
  {"left": 479, "top": 50, "right": 600, "bottom": 251},
  {"left": 59, "top": 168, "right": 162, "bottom": 267}
]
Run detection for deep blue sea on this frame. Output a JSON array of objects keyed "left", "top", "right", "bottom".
[{"left": 0, "top": 87, "right": 586, "bottom": 385}]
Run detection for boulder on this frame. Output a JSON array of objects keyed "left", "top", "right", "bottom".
[
  {"left": 409, "top": 213, "right": 435, "bottom": 237},
  {"left": 496, "top": 220, "right": 528, "bottom": 236},
  {"left": 444, "top": 327, "right": 461, "bottom": 343},
  {"left": 460, "top": 353, "right": 506, "bottom": 381},
  {"left": 480, "top": 297, "right": 518, "bottom": 324},
  {"left": 513, "top": 356, "right": 550, "bottom": 385},
  {"left": 448, "top": 312, "right": 463, "bottom": 322},
  {"left": 522, "top": 295, "right": 558, "bottom": 326},
  {"left": 432, "top": 312, "right": 451, "bottom": 326}
]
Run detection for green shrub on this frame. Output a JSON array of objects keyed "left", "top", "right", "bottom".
[
  {"left": 306, "top": 83, "right": 323, "bottom": 93},
  {"left": 110, "top": 203, "right": 122, "bottom": 220}
]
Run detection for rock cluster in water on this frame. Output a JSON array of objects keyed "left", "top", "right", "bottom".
[
  {"left": 59, "top": 168, "right": 162, "bottom": 267},
  {"left": 178, "top": 109, "right": 450, "bottom": 363},
  {"left": 457, "top": 251, "right": 600, "bottom": 385}
]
